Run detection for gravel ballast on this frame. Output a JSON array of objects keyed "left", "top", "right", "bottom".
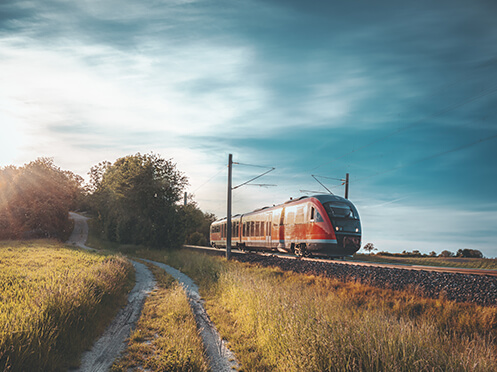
[{"left": 235, "top": 254, "right": 497, "bottom": 306}]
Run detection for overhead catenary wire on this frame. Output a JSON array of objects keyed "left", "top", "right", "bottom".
[
  {"left": 191, "top": 166, "right": 226, "bottom": 194},
  {"left": 353, "top": 132, "right": 497, "bottom": 183},
  {"left": 233, "top": 167, "right": 276, "bottom": 190},
  {"left": 310, "top": 82, "right": 497, "bottom": 173}
]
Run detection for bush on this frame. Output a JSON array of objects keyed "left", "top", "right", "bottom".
[
  {"left": 439, "top": 250, "right": 454, "bottom": 257},
  {"left": 456, "top": 249, "right": 483, "bottom": 258}
]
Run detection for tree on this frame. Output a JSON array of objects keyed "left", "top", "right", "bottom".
[
  {"left": 439, "top": 250, "right": 454, "bottom": 257},
  {"left": 456, "top": 249, "right": 483, "bottom": 258},
  {"left": 87, "top": 153, "right": 188, "bottom": 248},
  {"left": 362, "top": 242, "right": 377, "bottom": 254},
  {"left": 0, "top": 158, "right": 83, "bottom": 240},
  {"left": 179, "top": 202, "right": 216, "bottom": 246}
]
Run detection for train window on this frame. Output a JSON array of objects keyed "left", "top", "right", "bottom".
[
  {"left": 324, "top": 202, "right": 358, "bottom": 219},
  {"left": 310, "top": 207, "right": 315, "bottom": 221},
  {"left": 316, "top": 211, "right": 324, "bottom": 222}
]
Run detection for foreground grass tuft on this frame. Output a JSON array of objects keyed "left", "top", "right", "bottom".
[
  {"left": 0, "top": 240, "right": 133, "bottom": 371},
  {"left": 112, "top": 262, "right": 209, "bottom": 372}
]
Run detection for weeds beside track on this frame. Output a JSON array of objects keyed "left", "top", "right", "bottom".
[{"left": 132, "top": 248, "right": 497, "bottom": 372}]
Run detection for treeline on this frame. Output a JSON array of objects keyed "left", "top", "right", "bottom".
[
  {"left": 0, "top": 158, "right": 82, "bottom": 240},
  {"left": 374, "top": 249, "right": 484, "bottom": 258},
  {"left": 83, "top": 153, "right": 214, "bottom": 248},
  {"left": 0, "top": 154, "right": 215, "bottom": 248}
]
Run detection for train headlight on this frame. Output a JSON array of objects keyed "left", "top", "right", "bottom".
[
  {"left": 335, "top": 226, "right": 342, "bottom": 231},
  {"left": 355, "top": 228, "right": 359, "bottom": 233}
]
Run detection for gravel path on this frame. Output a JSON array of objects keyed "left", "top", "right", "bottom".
[
  {"left": 75, "top": 260, "right": 155, "bottom": 372},
  {"left": 67, "top": 213, "right": 156, "bottom": 371},
  {"left": 143, "top": 259, "right": 240, "bottom": 372},
  {"left": 67, "top": 213, "right": 238, "bottom": 371},
  {"left": 67, "top": 212, "right": 93, "bottom": 250},
  {"left": 236, "top": 254, "right": 497, "bottom": 306}
]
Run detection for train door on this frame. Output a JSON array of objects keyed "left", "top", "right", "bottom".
[
  {"left": 265, "top": 212, "right": 272, "bottom": 248},
  {"left": 278, "top": 207, "right": 286, "bottom": 252}
]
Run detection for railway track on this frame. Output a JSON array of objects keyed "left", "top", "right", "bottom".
[
  {"left": 183, "top": 245, "right": 497, "bottom": 277},
  {"left": 183, "top": 245, "right": 497, "bottom": 306}
]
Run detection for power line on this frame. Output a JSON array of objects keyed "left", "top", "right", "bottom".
[
  {"left": 353, "top": 132, "right": 497, "bottom": 183},
  {"left": 310, "top": 83, "right": 497, "bottom": 172},
  {"left": 233, "top": 167, "right": 276, "bottom": 190},
  {"left": 191, "top": 166, "right": 226, "bottom": 193}
]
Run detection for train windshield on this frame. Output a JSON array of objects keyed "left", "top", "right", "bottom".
[{"left": 324, "top": 202, "right": 358, "bottom": 219}]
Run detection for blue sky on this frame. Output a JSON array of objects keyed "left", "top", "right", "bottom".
[{"left": 1, "top": 0, "right": 496, "bottom": 256}]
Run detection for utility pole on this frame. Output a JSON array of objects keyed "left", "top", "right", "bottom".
[
  {"left": 344, "top": 173, "right": 349, "bottom": 199},
  {"left": 226, "top": 154, "right": 233, "bottom": 260},
  {"left": 184, "top": 192, "right": 187, "bottom": 206}
]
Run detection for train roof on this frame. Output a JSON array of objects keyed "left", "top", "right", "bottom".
[{"left": 212, "top": 194, "right": 357, "bottom": 222}]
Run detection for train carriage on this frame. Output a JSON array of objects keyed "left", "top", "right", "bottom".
[{"left": 210, "top": 194, "right": 361, "bottom": 258}]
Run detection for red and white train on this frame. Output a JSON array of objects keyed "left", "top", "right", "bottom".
[{"left": 210, "top": 194, "right": 361, "bottom": 258}]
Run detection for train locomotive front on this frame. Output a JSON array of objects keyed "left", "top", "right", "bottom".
[{"left": 210, "top": 194, "right": 362, "bottom": 258}]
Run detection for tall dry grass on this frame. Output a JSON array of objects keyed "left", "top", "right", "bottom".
[
  {"left": 138, "top": 250, "right": 496, "bottom": 371},
  {"left": 0, "top": 240, "right": 133, "bottom": 371}
]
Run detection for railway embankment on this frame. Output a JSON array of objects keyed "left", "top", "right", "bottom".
[{"left": 236, "top": 254, "right": 497, "bottom": 306}]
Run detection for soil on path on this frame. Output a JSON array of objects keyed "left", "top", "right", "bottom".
[
  {"left": 67, "top": 212, "right": 238, "bottom": 371},
  {"left": 67, "top": 212, "right": 92, "bottom": 250},
  {"left": 75, "top": 260, "right": 155, "bottom": 372},
  {"left": 67, "top": 213, "right": 156, "bottom": 371}
]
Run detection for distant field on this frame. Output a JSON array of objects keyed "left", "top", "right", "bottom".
[
  {"left": 0, "top": 240, "right": 133, "bottom": 371},
  {"left": 353, "top": 253, "right": 497, "bottom": 270}
]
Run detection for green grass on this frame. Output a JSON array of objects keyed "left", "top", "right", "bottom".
[
  {"left": 134, "top": 250, "right": 497, "bottom": 372},
  {"left": 111, "top": 262, "right": 209, "bottom": 372},
  {"left": 0, "top": 239, "right": 134, "bottom": 371},
  {"left": 353, "top": 253, "right": 497, "bottom": 270}
]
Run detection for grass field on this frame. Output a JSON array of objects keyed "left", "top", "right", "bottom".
[
  {"left": 0, "top": 240, "right": 133, "bottom": 371},
  {"left": 132, "top": 249, "right": 497, "bottom": 372},
  {"left": 111, "top": 262, "right": 209, "bottom": 372},
  {"left": 353, "top": 253, "right": 497, "bottom": 270}
]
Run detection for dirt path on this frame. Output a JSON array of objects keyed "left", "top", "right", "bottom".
[
  {"left": 143, "top": 259, "right": 240, "bottom": 372},
  {"left": 67, "top": 212, "right": 92, "bottom": 250},
  {"left": 67, "top": 212, "right": 238, "bottom": 371},
  {"left": 67, "top": 213, "right": 156, "bottom": 371},
  {"left": 75, "top": 260, "right": 155, "bottom": 372}
]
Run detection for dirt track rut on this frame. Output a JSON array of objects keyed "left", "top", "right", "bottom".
[{"left": 68, "top": 212, "right": 238, "bottom": 371}]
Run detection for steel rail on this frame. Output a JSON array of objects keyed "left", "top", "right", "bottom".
[{"left": 183, "top": 245, "right": 497, "bottom": 277}]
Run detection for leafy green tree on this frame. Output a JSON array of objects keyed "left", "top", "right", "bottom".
[
  {"left": 439, "top": 250, "right": 454, "bottom": 257},
  {"left": 456, "top": 249, "right": 483, "bottom": 258},
  {"left": 179, "top": 202, "right": 216, "bottom": 246},
  {"left": 87, "top": 153, "right": 188, "bottom": 248},
  {"left": 0, "top": 158, "right": 83, "bottom": 240}
]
